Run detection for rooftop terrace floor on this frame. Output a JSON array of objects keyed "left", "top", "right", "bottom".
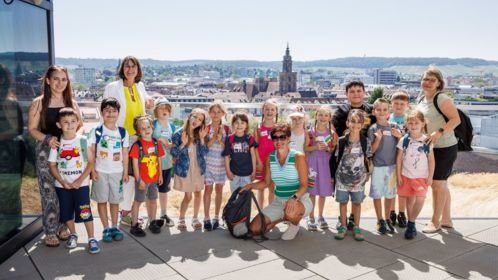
[{"left": 1, "top": 217, "right": 497, "bottom": 280}]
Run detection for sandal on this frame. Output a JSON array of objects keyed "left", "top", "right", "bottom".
[
  {"left": 57, "top": 226, "right": 70, "bottom": 241},
  {"left": 192, "top": 218, "right": 202, "bottom": 230},
  {"left": 45, "top": 234, "right": 60, "bottom": 247},
  {"left": 318, "top": 217, "right": 329, "bottom": 230},
  {"left": 177, "top": 218, "right": 187, "bottom": 230}
]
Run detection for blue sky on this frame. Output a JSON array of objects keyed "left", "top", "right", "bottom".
[{"left": 53, "top": 0, "right": 498, "bottom": 61}]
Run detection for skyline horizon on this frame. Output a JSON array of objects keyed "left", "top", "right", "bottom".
[{"left": 53, "top": 0, "right": 498, "bottom": 61}]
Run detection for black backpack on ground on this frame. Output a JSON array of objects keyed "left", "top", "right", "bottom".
[
  {"left": 222, "top": 187, "right": 267, "bottom": 241},
  {"left": 432, "top": 92, "right": 474, "bottom": 151}
]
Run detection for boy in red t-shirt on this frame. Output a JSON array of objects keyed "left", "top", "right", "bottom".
[{"left": 129, "top": 115, "right": 165, "bottom": 237}]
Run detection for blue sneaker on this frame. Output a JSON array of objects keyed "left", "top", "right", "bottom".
[
  {"left": 102, "top": 228, "right": 113, "bottom": 242},
  {"left": 404, "top": 221, "right": 417, "bottom": 240},
  {"left": 66, "top": 234, "right": 78, "bottom": 249},
  {"left": 110, "top": 227, "right": 124, "bottom": 241},
  {"left": 88, "top": 238, "right": 100, "bottom": 254}
]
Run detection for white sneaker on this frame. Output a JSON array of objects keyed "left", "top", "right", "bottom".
[{"left": 281, "top": 223, "right": 300, "bottom": 240}]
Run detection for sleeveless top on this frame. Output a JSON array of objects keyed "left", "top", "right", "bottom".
[
  {"left": 40, "top": 107, "right": 63, "bottom": 139},
  {"left": 290, "top": 132, "right": 305, "bottom": 153},
  {"left": 270, "top": 150, "right": 299, "bottom": 198}
]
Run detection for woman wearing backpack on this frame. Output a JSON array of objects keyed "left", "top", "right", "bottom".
[
  {"left": 241, "top": 122, "right": 312, "bottom": 241},
  {"left": 417, "top": 66, "right": 460, "bottom": 233}
]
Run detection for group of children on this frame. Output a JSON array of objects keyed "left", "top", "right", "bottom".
[{"left": 47, "top": 90, "right": 434, "bottom": 254}]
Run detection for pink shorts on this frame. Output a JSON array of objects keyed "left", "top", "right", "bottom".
[{"left": 397, "top": 176, "right": 428, "bottom": 197}]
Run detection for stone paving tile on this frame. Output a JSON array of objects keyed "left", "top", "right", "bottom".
[
  {"left": 261, "top": 226, "right": 405, "bottom": 280},
  {"left": 26, "top": 223, "right": 177, "bottom": 279},
  {"left": 467, "top": 225, "right": 498, "bottom": 246},
  {"left": 132, "top": 226, "right": 262, "bottom": 263},
  {"left": 439, "top": 245, "right": 498, "bottom": 280},
  {"left": 206, "top": 258, "right": 316, "bottom": 280},
  {"left": 167, "top": 245, "right": 281, "bottom": 280},
  {"left": 351, "top": 257, "right": 454, "bottom": 280},
  {"left": 392, "top": 231, "right": 483, "bottom": 265},
  {"left": 0, "top": 249, "right": 41, "bottom": 280}
]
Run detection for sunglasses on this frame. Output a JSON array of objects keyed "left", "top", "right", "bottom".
[{"left": 271, "top": 134, "right": 288, "bottom": 141}]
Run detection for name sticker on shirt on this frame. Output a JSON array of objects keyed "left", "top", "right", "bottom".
[
  {"left": 351, "top": 147, "right": 361, "bottom": 154},
  {"left": 382, "top": 130, "right": 392, "bottom": 136},
  {"left": 147, "top": 147, "right": 156, "bottom": 154},
  {"left": 261, "top": 130, "right": 268, "bottom": 137}
]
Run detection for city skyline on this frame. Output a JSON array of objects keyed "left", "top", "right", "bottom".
[{"left": 53, "top": 0, "right": 498, "bottom": 61}]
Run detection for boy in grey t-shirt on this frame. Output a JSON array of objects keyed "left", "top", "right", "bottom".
[{"left": 367, "top": 99, "right": 402, "bottom": 235}]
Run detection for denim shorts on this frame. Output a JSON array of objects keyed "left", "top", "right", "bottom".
[
  {"left": 229, "top": 175, "right": 252, "bottom": 193},
  {"left": 335, "top": 190, "right": 365, "bottom": 204},
  {"left": 158, "top": 168, "right": 173, "bottom": 193}
]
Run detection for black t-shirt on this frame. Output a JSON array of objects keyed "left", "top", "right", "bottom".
[
  {"left": 332, "top": 103, "right": 376, "bottom": 137},
  {"left": 222, "top": 134, "right": 258, "bottom": 176}
]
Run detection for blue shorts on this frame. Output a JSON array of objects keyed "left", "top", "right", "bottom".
[
  {"left": 369, "top": 165, "right": 397, "bottom": 199},
  {"left": 229, "top": 175, "right": 252, "bottom": 193},
  {"left": 158, "top": 168, "right": 173, "bottom": 193},
  {"left": 55, "top": 186, "right": 93, "bottom": 223},
  {"left": 335, "top": 190, "right": 365, "bottom": 204}
]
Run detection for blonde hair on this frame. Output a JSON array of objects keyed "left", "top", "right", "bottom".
[
  {"left": 423, "top": 66, "right": 445, "bottom": 91},
  {"left": 261, "top": 98, "right": 279, "bottom": 123},
  {"left": 133, "top": 114, "right": 154, "bottom": 136},
  {"left": 373, "top": 98, "right": 390, "bottom": 109},
  {"left": 313, "top": 105, "right": 333, "bottom": 131},
  {"left": 208, "top": 100, "right": 227, "bottom": 125},
  {"left": 406, "top": 110, "right": 427, "bottom": 133},
  {"left": 182, "top": 108, "right": 207, "bottom": 146}
]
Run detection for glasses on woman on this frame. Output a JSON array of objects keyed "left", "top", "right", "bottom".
[{"left": 271, "top": 134, "right": 288, "bottom": 142}]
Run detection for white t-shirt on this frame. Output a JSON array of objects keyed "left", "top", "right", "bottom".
[
  {"left": 397, "top": 135, "right": 433, "bottom": 179},
  {"left": 88, "top": 125, "right": 130, "bottom": 174},
  {"left": 48, "top": 135, "right": 90, "bottom": 188}
]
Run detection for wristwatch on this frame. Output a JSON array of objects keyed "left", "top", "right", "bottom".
[
  {"left": 291, "top": 194, "right": 299, "bottom": 200},
  {"left": 438, "top": 127, "right": 444, "bottom": 134}
]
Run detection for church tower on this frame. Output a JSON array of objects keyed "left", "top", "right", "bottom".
[{"left": 279, "top": 44, "right": 297, "bottom": 94}]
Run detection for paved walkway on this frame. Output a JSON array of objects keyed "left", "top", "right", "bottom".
[{"left": 1, "top": 217, "right": 497, "bottom": 280}]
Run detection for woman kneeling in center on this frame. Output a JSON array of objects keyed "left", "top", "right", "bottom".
[{"left": 242, "top": 122, "right": 312, "bottom": 240}]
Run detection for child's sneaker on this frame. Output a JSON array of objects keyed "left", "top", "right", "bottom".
[
  {"left": 102, "top": 228, "right": 113, "bottom": 242},
  {"left": 347, "top": 214, "right": 355, "bottom": 231},
  {"left": 160, "top": 214, "right": 175, "bottom": 227},
  {"left": 120, "top": 214, "right": 132, "bottom": 226},
  {"left": 307, "top": 218, "right": 318, "bottom": 231},
  {"left": 353, "top": 227, "right": 365, "bottom": 241},
  {"left": 317, "top": 217, "right": 329, "bottom": 230},
  {"left": 397, "top": 212, "right": 407, "bottom": 228},
  {"left": 148, "top": 220, "right": 162, "bottom": 234},
  {"left": 130, "top": 223, "right": 146, "bottom": 237},
  {"left": 203, "top": 219, "right": 212, "bottom": 231},
  {"left": 386, "top": 219, "right": 395, "bottom": 234},
  {"left": 212, "top": 218, "right": 220, "bottom": 230},
  {"left": 377, "top": 219, "right": 388, "bottom": 235},
  {"left": 66, "top": 234, "right": 78, "bottom": 249},
  {"left": 335, "top": 226, "right": 347, "bottom": 240},
  {"left": 404, "top": 221, "right": 417, "bottom": 240},
  {"left": 281, "top": 223, "right": 300, "bottom": 240},
  {"left": 88, "top": 238, "right": 100, "bottom": 254},
  {"left": 336, "top": 216, "right": 342, "bottom": 230},
  {"left": 390, "top": 210, "right": 397, "bottom": 226},
  {"left": 110, "top": 227, "right": 124, "bottom": 241}
]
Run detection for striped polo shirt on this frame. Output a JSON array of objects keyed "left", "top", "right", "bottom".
[{"left": 270, "top": 150, "right": 300, "bottom": 198}]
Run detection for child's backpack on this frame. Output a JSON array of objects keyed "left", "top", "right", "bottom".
[
  {"left": 94, "top": 124, "right": 126, "bottom": 157},
  {"left": 329, "top": 134, "right": 372, "bottom": 180},
  {"left": 222, "top": 187, "right": 267, "bottom": 241},
  {"left": 429, "top": 92, "right": 474, "bottom": 151},
  {"left": 401, "top": 134, "right": 430, "bottom": 156},
  {"left": 206, "top": 123, "right": 229, "bottom": 138},
  {"left": 152, "top": 120, "right": 176, "bottom": 135},
  {"left": 228, "top": 133, "right": 255, "bottom": 147},
  {"left": 128, "top": 138, "right": 159, "bottom": 176}
]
